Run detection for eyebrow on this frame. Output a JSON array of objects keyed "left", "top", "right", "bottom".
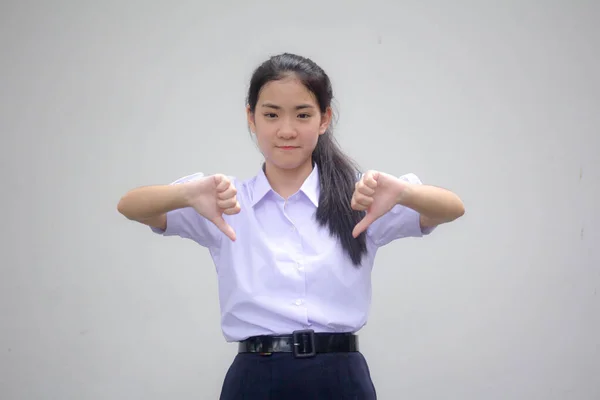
[{"left": 260, "top": 103, "right": 315, "bottom": 110}]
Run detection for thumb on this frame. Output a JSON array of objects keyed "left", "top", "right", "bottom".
[
  {"left": 212, "top": 215, "right": 236, "bottom": 241},
  {"left": 352, "top": 212, "right": 376, "bottom": 238}
]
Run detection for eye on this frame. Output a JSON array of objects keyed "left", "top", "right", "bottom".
[
  {"left": 264, "top": 113, "right": 277, "bottom": 119},
  {"left": 298, "top": 113, "right": 311, "bottom": 119}
]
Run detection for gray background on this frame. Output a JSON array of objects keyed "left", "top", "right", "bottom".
[{"left": 1, "top": 1, "right": 599, "bottom": 399}]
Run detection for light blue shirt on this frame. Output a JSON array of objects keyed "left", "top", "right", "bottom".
[{"left": 152, "top": 165, "right": 433, "bottom": 342}]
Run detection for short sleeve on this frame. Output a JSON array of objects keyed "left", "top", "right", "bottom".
[
  {"left": 150, "top": 172, "right": 222, "bottom": 248},
  {"left": 366, "top": 173, "right": 435, "bottom": 247}
]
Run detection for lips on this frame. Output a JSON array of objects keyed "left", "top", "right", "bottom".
[{"left": 277, "top": 146, "right": 299, "bottom": 150}]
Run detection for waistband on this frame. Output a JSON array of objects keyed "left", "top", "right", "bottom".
[{"left": 237, "top": 329, "right": 359, "bottom": 358}]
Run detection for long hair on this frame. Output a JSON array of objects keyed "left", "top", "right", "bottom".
[{"left": 246, "top": 53, "right": 367, "bottom": 266}]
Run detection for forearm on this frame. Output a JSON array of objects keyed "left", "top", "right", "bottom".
[
  {"left": 117, "top": 184, "right": 190, "bottom": 221},
  {"left": 398, "top": 183, "right": 465, "bottom": 223}
]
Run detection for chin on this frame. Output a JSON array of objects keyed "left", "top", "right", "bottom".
[
  {"left": 274, "top": 161, "right": 305, "bottom": 170},
  {"left": 267, "top": 156, "right": 310, "bottom": 171}
]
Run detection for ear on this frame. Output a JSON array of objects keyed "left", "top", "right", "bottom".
[
  {"left": 246, "top": 105, "right": 256, "bottom": 133},
  {"left": 319, "top": 107, "right": 332, "bottom": 135}
]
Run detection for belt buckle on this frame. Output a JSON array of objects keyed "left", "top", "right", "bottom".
[{"left": 292, "top": 329, "right": 316, "bottom": 358}]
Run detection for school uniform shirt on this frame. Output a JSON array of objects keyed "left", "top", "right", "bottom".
[{"left": 151, "top": 165, "right": 434, "bottom": 342}]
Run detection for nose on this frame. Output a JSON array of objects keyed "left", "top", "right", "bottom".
[{"left": 277, "top": 118, "right": 297, "bottom": 140}]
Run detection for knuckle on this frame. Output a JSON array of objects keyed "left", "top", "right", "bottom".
[
  {"left": 226, "top": 203, "right": 241, "bottom": 215},
  {"left": 359, "top": 196, "right": 372, "bottom": 206}
]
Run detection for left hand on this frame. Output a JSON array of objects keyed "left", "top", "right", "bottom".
[{"left": 351, "top": 170, "right": 409, "bottom": 238}]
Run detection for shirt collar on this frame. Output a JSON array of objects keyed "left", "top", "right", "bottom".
[{"left": 250, "top": 164, "right": 320, "bottom": 207}]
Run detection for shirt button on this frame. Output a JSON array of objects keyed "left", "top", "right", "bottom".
[
  {"left": 296, "top": 262, "right": 303, "bottom": 270},
  {"left": 295, "top": 299, "right": 303, "bottom": 306}
]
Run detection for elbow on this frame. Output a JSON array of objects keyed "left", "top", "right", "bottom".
[
  {"left": 117, "top": 198, "right": 127, "bottom": 217},
  {"left": 454, "top": 198, "right": 465, "bottom": 220},
  {"left": 117, "top": 195, "right": 133, "bottom": 220},
  {"left": 442, "top": 195, "right": 465, "bottom": 223}
]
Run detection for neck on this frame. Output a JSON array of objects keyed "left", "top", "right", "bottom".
[{"left": 263, "top": 159, "right": 313, "bottom": 199}]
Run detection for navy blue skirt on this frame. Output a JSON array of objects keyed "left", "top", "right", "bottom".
[{"left": 219, "top": 352, "right": 377, "bottom": 399}]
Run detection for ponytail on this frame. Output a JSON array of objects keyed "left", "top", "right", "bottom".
[{"left": 313, "top": 130, "right": 367, "bottom": 266}]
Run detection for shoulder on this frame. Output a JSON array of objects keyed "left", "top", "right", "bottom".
[
  {"left": 170, "top": 172, "right": 208, "bottom": 184},
  {"left": 356, "top": 170, "right": 423, "bottom": 184},
  {"left": 170, "top": 172, "right": 242, "bottom": 185},
  {"left": 397, "top": 172, "right": 422, "bottom": 185}
]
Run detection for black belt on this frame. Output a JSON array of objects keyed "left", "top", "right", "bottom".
[{"left": 238, "top": 329, "right": 358, "bottom": 358}]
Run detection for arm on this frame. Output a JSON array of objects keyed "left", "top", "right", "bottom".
[
  {"left": 117, "top": 184, "right": 191, "bottom": 230},
  {"left": 117, "top": 172, "right": 239, "bottom": 246},
  {"left": 397, "top": 183, "right": 465, "bottom": 229},
  {"left": 352, "top": 171, "right": 464, "bottom": 246}
]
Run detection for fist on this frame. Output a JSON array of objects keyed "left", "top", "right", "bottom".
[
  {"left": 351, "top": 170, "right": 407, "bottom": 238},
  {"left": 185, "top": 174, "right": 241, "bottom": 241},
  {"left": 214, "top": 174, "right": 241, "bottom": 217},
  {"left": 351, "top": 171, "right": 378, "bottom": 213}
]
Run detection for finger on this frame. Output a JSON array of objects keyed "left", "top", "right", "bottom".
[
  {"left": 362, "top": 170, "right": 379, "bottom": 190},
  {"left": 218, "top": 197, "right": 238, "bottom": 209},
  {"left": 351, "top": 193, "right": 372, "bottom": 210},
  {"left": 356, "top": 180, "right": 375, "bottom": 196},
  {"left": 218, "top": 194, "right": 240, "bottom": 210},
  {"left": 352, "top": 213, "right": 376, "bottom": 238},
  {"left": 212, "top": 215, "right": 236, "bottom": 241},
  {"left": 351, "top": 195, "right": 366, "bottom": 211},
  {"left": 214, "top": 175, "right": 231, "bottom": 192},
  {"left": 355, "top": 193, "right": 373, "bottom": 208},
  {"left": 223, "top": 202, "right": 241, "bottom": 215},
  {"left": 213, "top": 174, "right": 224, "bottom": 186},
  {"left": 217, "top": 184, "right": 237, "bottom": 200},
  {"left": 352, "top": 190, "right": 372, "bottom": 209}
]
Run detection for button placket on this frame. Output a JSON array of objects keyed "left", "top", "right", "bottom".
[{"left": 284, "top": 195, "right": 308, "bottom": 323}]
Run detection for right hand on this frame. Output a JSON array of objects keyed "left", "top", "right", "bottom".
[{"left": 184, "top": 174, "right": 241, "bottom": 241}]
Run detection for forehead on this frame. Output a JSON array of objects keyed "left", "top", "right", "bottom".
[{"left": 258, "top": 77, "right": 318, "bottom": 106}]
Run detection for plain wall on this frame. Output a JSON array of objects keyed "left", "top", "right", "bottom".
[{"left": 1, "top": 1, "right": 599, "bottom": 399}]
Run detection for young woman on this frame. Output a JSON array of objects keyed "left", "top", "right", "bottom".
[{"left": 118, "top": 53, "right": 465, "bottom": 399}]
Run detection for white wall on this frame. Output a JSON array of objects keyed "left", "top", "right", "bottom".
[{"left": 1, "top": 1, "right": 598, "bottom": 399}]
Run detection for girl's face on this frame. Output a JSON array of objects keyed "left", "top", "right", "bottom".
[{"left": 247, "top": 77, "right": 331, "bottom": 174}]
